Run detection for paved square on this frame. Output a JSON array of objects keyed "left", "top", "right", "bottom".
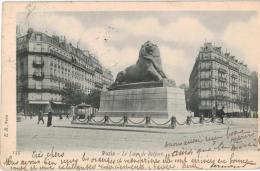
[{"left": 17, "top": 117, "right": 258, "bottom": 151}]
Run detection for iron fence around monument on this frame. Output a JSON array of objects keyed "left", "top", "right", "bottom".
[{"left": 73, "top": 114, "right": 227, "bottom": 128}]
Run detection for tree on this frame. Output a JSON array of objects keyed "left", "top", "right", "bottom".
[
  {"left": 237, "top": 85, "right": 250, "bottom": 117},
  {"left": 179, "top": 83, "right": 187, "bottom": 89},
  {"left": 85, "top": 89, "right": 101, "bottom": 109},
  {"left": 62, "top": 83, "right": 87, "bottom": 106},
  {"left": 250, "top": 71, "right": 258, "bottom": 117}
]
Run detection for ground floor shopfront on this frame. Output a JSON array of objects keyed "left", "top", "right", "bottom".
[
  {"left": 18, "top": 100, "right": 70, "bottom": 116},
  {"left": 17, "top": 100, "right": 99, "bottom": 117}
]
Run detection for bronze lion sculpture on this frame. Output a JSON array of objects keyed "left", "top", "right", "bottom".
[{"left": 113, "top": 41, "right": 167, "bottom": 86}]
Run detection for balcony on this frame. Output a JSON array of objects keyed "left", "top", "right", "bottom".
[
  {"left": 239, "top": 86, "right": 248, "bottom": 90},
  {"left": 95, "top": 67, "right": 103, "bottom": 74},
  {"left": 200, "top": 66, "right": 212, "bottom": 71},
  {"left": 26, "top": 84, "right": 62, "bottom": 93},
  {"left": 199, "top": 105, "right": 212, "bottom": 110},
  {"left": 216, "top": 95, "right": 229, "bottom": 100},
  {"left": 218, "top": 76, "right": 227, "bottom": 82},
  {"left": 33, "top": 72, "right": 44, "bottom": 80},
  {"left": 95, "top": 81, "right": 103, "bottom": 88},
  {"left": 215, "top": 58, "right": 228, "bottom": 66},
  {"left": 200, "top": 96, "right": 215, "bottom": 100},
  {"left": 200, "top": 86, "right": 211, "bottom": 90},
  {"left": 230, "top": 82, "right": 238, "bottom": 86},
  {"left": 200, "top": 76, "right": 212, "bottom": 80},
  {"left": 218, "top": 68, "right": 227, "bottom": 74},
  {"left": 49, "top": 50, "right": 95, "bottom": 75},
  {"left": 33, "top": 59, "right": 44, "bottom": 67},
  {"left": 230, "top": 98, "right": 240, "bottom": 103},
  {"left": 218, "top": 86, "right": 227, "bottom": 91},
  {"left": 231, "top": 90, "right": 238, "bottom": 94},
  {"left": 231, "top": 74, "right": 238, "bottom": 79}
]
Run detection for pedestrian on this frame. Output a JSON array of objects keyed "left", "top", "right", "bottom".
[
  {"left": 218, "top": 106, "right": 225, "bottom": 124},
  {"left": 211, "top": 106, "right": 217, "bottom": 122},
  {"left": 72, "top": 105, "right": 76, "bottom": 121},
  {"left": 47, "top": 100, "right": 53, "bottom": 127},
  {"left": 30, "top": 112, "right": 33, "bottom": 119},
  {"left": 20, "top": 109, "right": 25, "bottom": 119},
  {"left": 37, "top": 110, "right": 44, "bottom": 124}
]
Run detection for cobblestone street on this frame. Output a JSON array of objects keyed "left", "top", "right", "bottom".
[{"left": 17, "top": 116, "right": 258, "bottom": 151}]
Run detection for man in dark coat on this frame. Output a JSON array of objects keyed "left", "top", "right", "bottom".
[
  {"left": 218, "top": 106, "right": 225, "bottom": 124},
  {"left": 47, "top": 100, "right": 53, "bottom": 127},
  {"left": 37, "top": 110, "right": 44, "bottom": 124}
]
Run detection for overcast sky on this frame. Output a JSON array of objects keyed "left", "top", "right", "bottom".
[{"left": 17, "top": 11, "right": 258, "bottom": 86}]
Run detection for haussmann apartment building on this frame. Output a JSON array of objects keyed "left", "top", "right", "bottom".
[
  {"left": 16, "top": 28, "right": 113, "bottom": 115},
  {"left": 189, "top": 42, "right": 250, "bottom": 117}
]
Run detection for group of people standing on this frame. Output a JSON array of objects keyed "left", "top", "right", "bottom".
[{"left": 211, "top": 106, "right": 225, "bottom": 124}]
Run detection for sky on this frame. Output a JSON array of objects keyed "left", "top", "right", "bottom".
[{"left": 17, "top": 11, "right": 259, "bottom": 86}]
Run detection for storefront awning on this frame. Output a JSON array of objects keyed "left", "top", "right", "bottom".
[
  {"left": 29, "top": 101, "right": 68, "bottom": 105},
  {"left": 52, "top": 101, "right": 67, "bottom": 105},
  {"left": 78, "top": 103, "right": 91, "bottom": 107},
  {"left": 28, "top": 100, "right": 49, "bottom": 104}
]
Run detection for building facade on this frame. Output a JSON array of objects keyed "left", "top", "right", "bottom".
[
  {"left": 16, "top": 28, "right": 113, "bottom": 115},
  {"left": 102, "top": 67, "right": 114, "bottom": 89},
  {"left": 189, "top": 42, "right": 250, "bottom": 117}
]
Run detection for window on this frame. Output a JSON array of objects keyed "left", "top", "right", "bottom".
[
  {"left": 20, "top": 62, "right": 24, "bottom": 75},
  {"left": 36, "top": 34, "right": 42, "bottom": 41},
  {"left": 35, "top": 81, "right": 42, "bottom": 89},
  {"left": 34, "top": 44, "right": 42, "bottom": 52},
  {"left": 201, "top": 71, "right": 211, "bottom": 79}
]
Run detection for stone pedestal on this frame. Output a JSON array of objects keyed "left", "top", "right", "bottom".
[{"left": 97, "top": 87, "right": 188, "bottom": 120}]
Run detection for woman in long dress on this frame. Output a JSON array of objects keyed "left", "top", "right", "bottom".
[{"left": 47, "top": 100, "right": 53, "bottom": 127}]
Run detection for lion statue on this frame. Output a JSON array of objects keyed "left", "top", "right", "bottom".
[{"left": 112, "top": 41, "right": 167, "bottom": 86}]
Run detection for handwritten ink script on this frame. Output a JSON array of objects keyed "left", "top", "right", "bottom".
[
  {"left": 3, "top": 127, "right": 259, "bottom": 170},
  {"left": 164, "top": 127, "right": 258, "bottom": 151}
]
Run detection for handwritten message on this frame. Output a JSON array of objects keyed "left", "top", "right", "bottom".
[{"left": 3, "top": 127, "right": 259, "bottom": 170}]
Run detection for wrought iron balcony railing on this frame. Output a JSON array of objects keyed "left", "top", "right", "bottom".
[
  {"left": 33, "top": 60, "right": 44, "bottom": 67},
  {"left": 231, "top": 90, "right": 238, "bottom": 94},
  {"left": 218, "top": 86, "right": 228, "bottom": 91},
  {"left": 218, "top": 76, "right": 227, "bottom": 82},
  {"left": 33, "top": 71, "right": 44, "bottom": 80},
  {"left": 218, "top": 68, "right": 227, "bottom": 74},
  {"left": 231, "top": 74, "right": 238, "bottom": 79},
  {"left": 231, "top": 82, "right": 238, "bottom": 86}
]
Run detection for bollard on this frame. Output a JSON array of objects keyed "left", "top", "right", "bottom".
[
  {"left": 186, "top": 116, "right": 191, "bottom": 125},
  {"left": 104, "top": 115, "right": 109, "bottom": 124},
  {"left": 171, "top": 116, "right": 176, "bottom": 128},
  {"left": 199, "top": 114, "right": 204, "bottom": 124},
  {"left": 145, "top": 116, "right": 150, "bottom": 125},
  {"left": 123, "top": 116, "right": 128, "bottom": 125}
]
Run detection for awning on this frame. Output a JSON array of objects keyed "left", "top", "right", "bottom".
[
  {"left": 28, "top": 100, "right": 49, "bottom": 104},
  {"left": 53, "top": 101, "right": 67, "bottom": 105},
  {"left": 78, "top": 103, "right": 91, "bottom": 107},
  {"left": 29, "top": 101, "right": 67, "bottom": 105}
]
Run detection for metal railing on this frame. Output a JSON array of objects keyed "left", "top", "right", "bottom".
[{"left": 72, "top": 114, "right": 227, "bottom": 128}]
